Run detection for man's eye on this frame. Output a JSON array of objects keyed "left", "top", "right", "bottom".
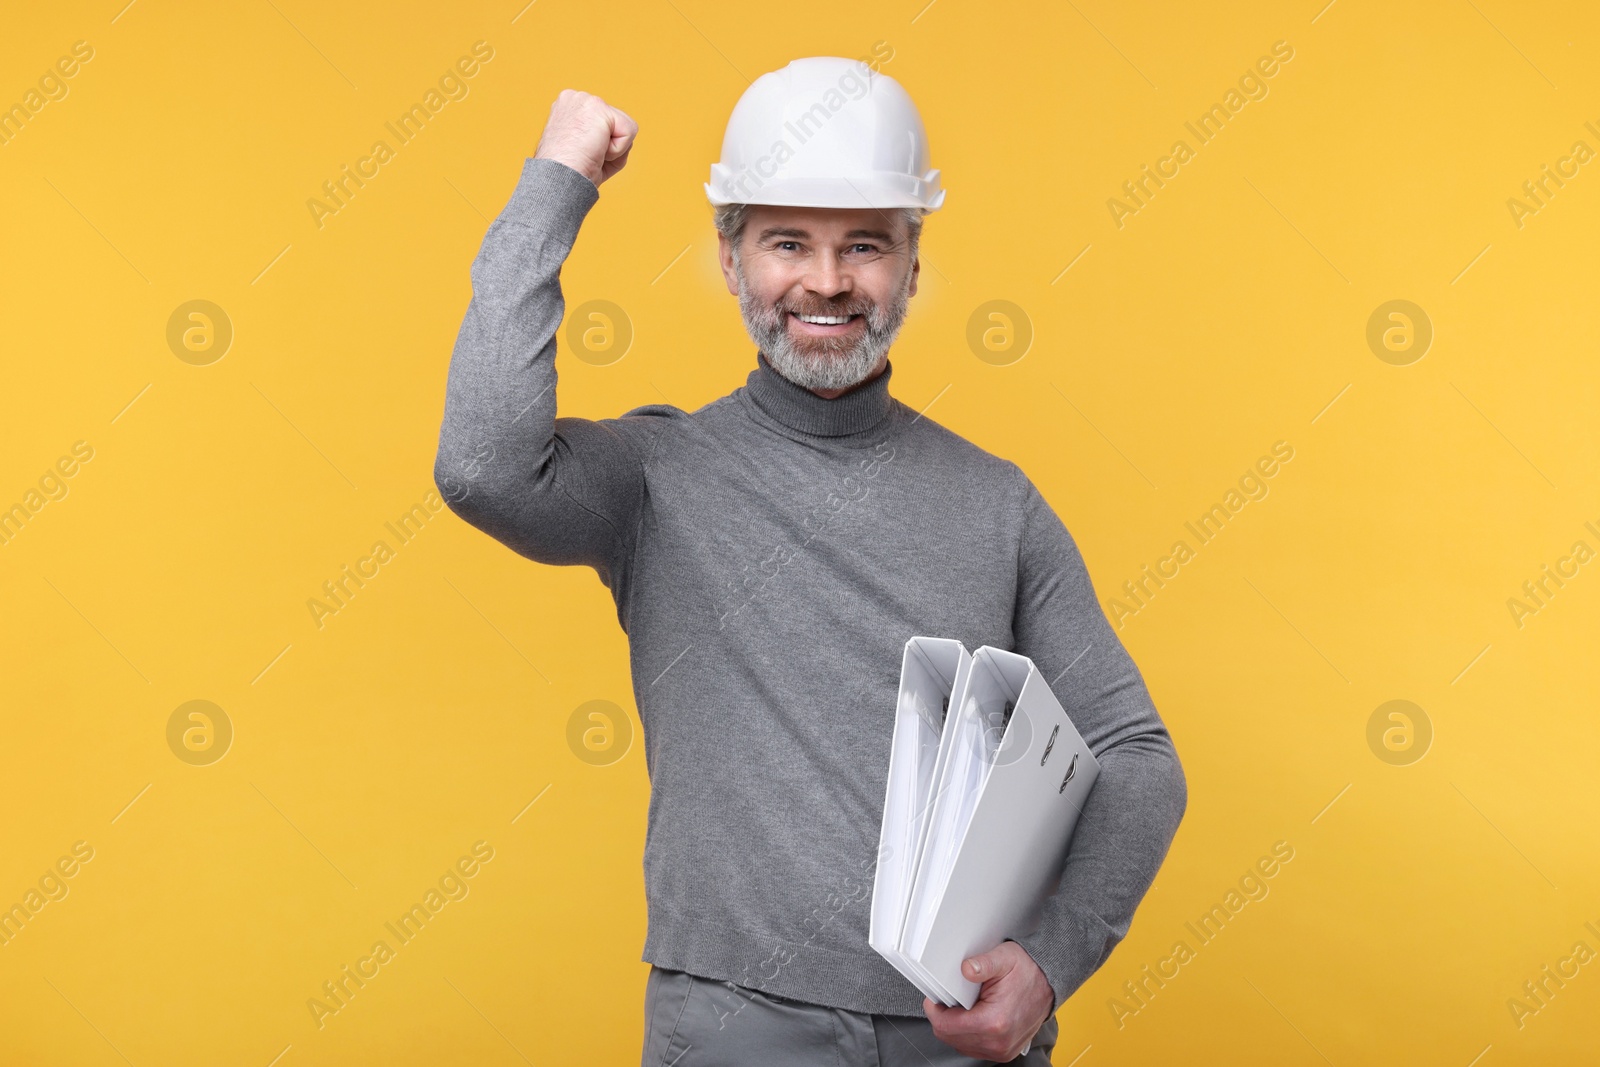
[
  {"left": 850, "top": 244, "right": 879, "bottom": 254},
  {"left": 777, "top": 241, "right": 800, "bottom": 252}
]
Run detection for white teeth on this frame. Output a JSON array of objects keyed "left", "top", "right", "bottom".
[{"left": 795, "top": 313, "right": 852, "bottom": 325}]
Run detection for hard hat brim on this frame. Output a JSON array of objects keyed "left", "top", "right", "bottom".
[{"left": 705, "top": 172, "right": 944, "bottom": 213}]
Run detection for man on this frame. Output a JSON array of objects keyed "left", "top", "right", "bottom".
[{"left": 433, "top": 57, "right": 1186, "bottom": 1065}]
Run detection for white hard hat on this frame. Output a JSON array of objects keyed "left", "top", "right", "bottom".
[{"left": 705, "top": 56, "right": 946, "bottom": 212}]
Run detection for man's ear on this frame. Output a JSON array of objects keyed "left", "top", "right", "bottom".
[
  {"left": 718, "top": 234, "right": 739, "bottom": 295},
  {"left": 909, "top": 255, "right": 919, "bottom": 298}
]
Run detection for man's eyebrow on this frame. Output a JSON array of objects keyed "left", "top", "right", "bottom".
[{"left": 755, "top": 226, "right": 898, "bottom": 243}]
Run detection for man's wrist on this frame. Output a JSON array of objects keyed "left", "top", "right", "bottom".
[
  {"left": 533, "top": 152, "right": 600, "bottom": 188},
  {"left": 499, "top": 157, "right": 601, "bottom": 243},
  {"left": 1008, "top": 938, "right": 1062, "bottom": 1016}
]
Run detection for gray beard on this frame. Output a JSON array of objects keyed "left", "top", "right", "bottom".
[{"left": 734, "top": 257, "right": 913, "bottom": 392}]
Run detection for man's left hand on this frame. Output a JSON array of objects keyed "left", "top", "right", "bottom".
[{"left": 923, "top": 940, "right": 1054, "bottom": 1061}]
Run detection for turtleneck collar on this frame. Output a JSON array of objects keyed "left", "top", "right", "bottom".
[{"left": 742, "top": 351, "right": 896, "bottom": 439}]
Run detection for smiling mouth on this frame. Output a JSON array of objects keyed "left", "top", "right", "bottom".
[{"left": 788, "top": 311, "right": 863, "bottom": 335}]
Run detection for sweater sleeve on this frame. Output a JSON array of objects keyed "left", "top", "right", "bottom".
[
  {"left": 1005, "top": 469, "right": 1188, "bottom": 1014},
  {"left": 433, "top": 156, "right": 650, "bottom": 592}
]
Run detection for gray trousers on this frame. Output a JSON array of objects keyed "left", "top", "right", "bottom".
[{"left": 641, "top": 966, "right": 1060, "bottom": 1066}]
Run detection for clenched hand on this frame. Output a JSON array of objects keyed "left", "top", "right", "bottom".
[
  {"left": 923, "top": 940, "right": 1055, "bottom": 1061},
  {"left": 534, "top": 89, "right": 637, "bottom": 188}
]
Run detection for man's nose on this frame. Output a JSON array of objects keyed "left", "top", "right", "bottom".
[{"left": 801, "top": 250, "right": 852, "bottom": 300}]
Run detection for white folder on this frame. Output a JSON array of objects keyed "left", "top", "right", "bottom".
[
  {"left": 876, "top": 643, "right": 1101, "bottom": 1010},
  {"left": 869, "top": 636, "right": 971, "bottom": 1004}
]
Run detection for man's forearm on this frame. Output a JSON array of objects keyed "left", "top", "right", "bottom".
[
  {"left": 1007, "top": 471, "right": 1189, "bottom": 1013},
  {"left": 432, "top": 157, "right": 602, "bottom": 557},
  {"left": 435, "top": 157, "right": 597, "bottom": 508},
  {"left": 1013, "top": 733, "right": 1187, "bottom": 1012}
]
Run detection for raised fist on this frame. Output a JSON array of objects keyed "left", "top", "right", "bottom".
[{"left": 534, "top": 89, "right": 637, "bottom": 188}]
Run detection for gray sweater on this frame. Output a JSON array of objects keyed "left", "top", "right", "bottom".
[{"left": 433, "top": 156, "right": 1187, "bottom": 1018}]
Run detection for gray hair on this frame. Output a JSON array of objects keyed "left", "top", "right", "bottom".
[{"left": 714, "top": 202, "right": 924, "bottom": 264}]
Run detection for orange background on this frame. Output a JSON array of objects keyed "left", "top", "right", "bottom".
[{"left": 1, "top": 1, "right": 1596, "bottom": 1064}]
